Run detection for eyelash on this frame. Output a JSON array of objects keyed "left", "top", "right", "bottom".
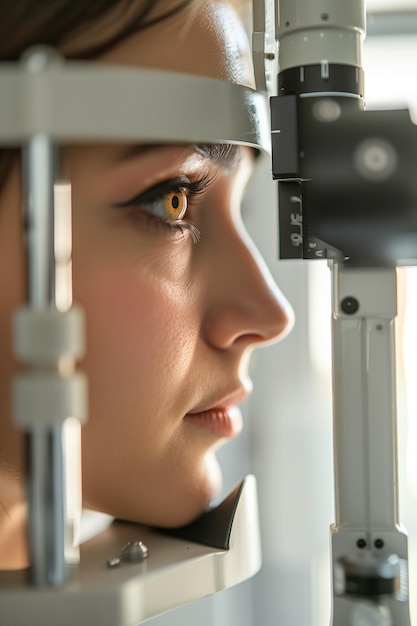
[{"left": 113, "top": 176, "right": 209, "bottom": 243}]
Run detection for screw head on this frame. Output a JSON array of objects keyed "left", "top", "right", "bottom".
[
  {"left": 121, "top": 540, "right": 149, "bottom": 563},
  {"left": 341, "top": 296, "right": 359, "bottom": 315}
]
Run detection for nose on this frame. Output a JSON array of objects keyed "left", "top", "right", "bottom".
[{"left": 201, "top": 221, "right": 294, "bottom": 350}]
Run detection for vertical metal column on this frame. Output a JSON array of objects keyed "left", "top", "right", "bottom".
[
  {"left": 330, "top": 262, "right": 410, "bottom": 625},
  {"left": 23, "top": 131, "right": 66, "bottom": 586},
  {"left": 12, "top": 48, "right": 87, "bottom": 587}
]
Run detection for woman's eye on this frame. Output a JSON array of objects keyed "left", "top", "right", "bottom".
[
  {"left": 113, "top": 183, "right": 189, "bottom": 222},
  {"left": 156, "top": 189, "right": 188, "bottom": 221},
  {"left": 112, "top": 178, "right": 202, "bottom": 243}
]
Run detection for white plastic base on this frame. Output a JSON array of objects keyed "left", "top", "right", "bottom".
[{"left": 0, "top": 475, "right": 261, "bottom": 626}]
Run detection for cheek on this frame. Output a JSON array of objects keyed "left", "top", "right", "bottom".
[
  {"left": 73, "top": 250, "right": 198, "bottom": 420},
  {"left": 72, "top": 252, "right": 212, "bottom": 523}
]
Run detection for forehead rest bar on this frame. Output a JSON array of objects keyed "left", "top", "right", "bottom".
[{"left": 0, "top": 56, "right": 270, "bottom": 153}]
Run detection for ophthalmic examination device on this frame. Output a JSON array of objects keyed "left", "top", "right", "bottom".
[
  {"left": 260, "top": 0, "right": 415, "bottom": 623},
  {"left": 0, "top": 0, "right": 415, "bottom": 624}
]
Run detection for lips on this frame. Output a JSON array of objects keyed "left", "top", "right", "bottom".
[
  {"left": 184, "top": 389, "right": 249, "bottom": 438},
  {"left": 184, "top": 406, "right": 243, "bottom": 437}
]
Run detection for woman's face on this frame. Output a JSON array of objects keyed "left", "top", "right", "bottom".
[{"left": 0, "top": 0, "right": 293, "bottom": 528}]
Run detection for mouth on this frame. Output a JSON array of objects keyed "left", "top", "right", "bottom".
[{"left": 183, "top": 406, "right": 243, "bottom": 438}]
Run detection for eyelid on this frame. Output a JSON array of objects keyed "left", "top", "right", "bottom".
[
  {"left": 110, "top": 175, "right": 203, "bottom": 244},
  {"left": 112, "top": 176, "right": 193, "bottom": 209}
]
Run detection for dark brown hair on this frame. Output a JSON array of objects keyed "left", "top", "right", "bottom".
[
  {"left": 0, "top": 0, "right": 196, "bottom": 60},
  {"left": 0, "top": 0, "right": 194, "bottom": 186}
]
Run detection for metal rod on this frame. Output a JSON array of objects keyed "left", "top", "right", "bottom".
[{"left": 23, "top": 132, "right": 66, "bottom": 586}]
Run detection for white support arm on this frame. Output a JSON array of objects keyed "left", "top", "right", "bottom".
[{"left": 330, "top": 262, "right": 410, "bottom": 624}]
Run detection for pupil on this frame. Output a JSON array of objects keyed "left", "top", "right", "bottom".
[{"left": 171, "top": 195, "right": 180, "bottom": 210}]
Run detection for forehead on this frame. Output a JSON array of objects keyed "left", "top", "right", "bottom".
[{"left": 97, "top": 0, "right": 255, "bottom": 87}]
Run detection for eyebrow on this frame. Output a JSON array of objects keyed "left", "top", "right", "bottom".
[
  {"left": 118, "top": 143, "right": 243, "bottom": 170},
  {"left": 193, "top": 144, "right": 241, "bottom": 170}
]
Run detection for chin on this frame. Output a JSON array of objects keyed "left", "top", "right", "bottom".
[
  {"left": 85, "top": 453, "right": 223, "bottom": 529},
  {"left": 159, "top": 454, "right": 223, "bottom": 529}
]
